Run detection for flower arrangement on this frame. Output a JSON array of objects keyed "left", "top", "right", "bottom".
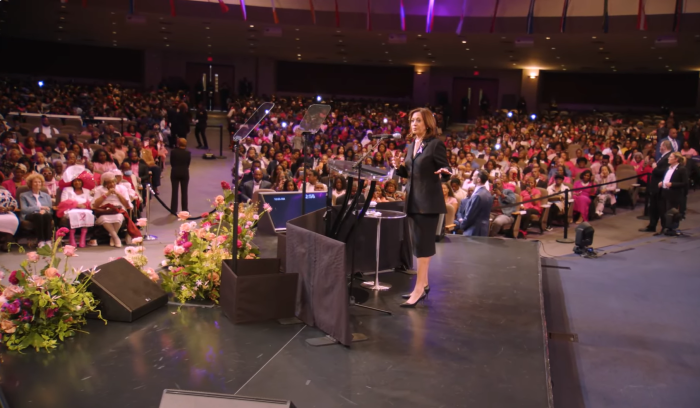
[
  {"left": 159, "top": 181, "right": 271, "bottom": 304},
  {"left": 0, "top": 228, "right": 104, "bottom": 352}
]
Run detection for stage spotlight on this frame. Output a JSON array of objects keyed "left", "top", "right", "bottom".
[
  {"left": 507, "top": 111, "right": 513, "bottom": 118},
  {"left": 316, "top": 95, "right": 322, "bottom": 102},
  {"left": 383, "top": 118, "right": 388, "bottom": 124},
  {"left": 265, "top": 110, "right": 269, "bottom": 114},
  {"left": 530, "top": 114, "right": 537, "bottom": 120},
  {"left": 281, "top": 121, "right": 288, "bottom": 128},
  {"left": 38, "top": 81, "right": 44, "bottom": 88},
  {"left": 573, "top": 222, "right": 596, "bottom": 257},
  {"left": 494, "top": 143, "right": 501, "bottom": 150}
]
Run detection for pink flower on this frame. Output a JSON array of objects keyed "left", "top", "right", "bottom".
[
  {"left": 136, "top": 218, "right": 148, "bottom": 227},
  {"left": 45, "top": 307, "right": 59, "bottom": 319},
  {"left": 63, "top": 245, "right": 77, "bottom": 257},
  {"left": 56, "top": 227, "right": 70, "bottom": 238},
  {"left": 1, "top": 320, "right": 16, "bottom": 334},
  {"left": 245, "top": 254, "right": 256, "bottom": 259},
  {"left": 263, "top": 203, "right": 272, "bottom": 212},
  {"left": 3, "top": 285, "right": 24, "bottom": 300},
  {"left": 27, "top": 251, "right": 40, "bottom": 262},
  {"left": 237, "top": 240, "right": 243, "bottom": 248},
  {"left": 215, "top": 195, "right": 225, "bottom": 205},
  {"left": 32, "top": 276, "right": 46, "bottom": 287},
  {"left": 173, "top": 246, "right": 186, "bottom": 255},
  {"left": 164, "top": 244, "right": 174, "bottom": 255},
  {"left": 206, "top": 232, "right": 217, "bottom": 241},
  {"left": 221, "top": 181, "right": 231, "bottom": 190},
  {"left": 201, "top": 212, "right": 210, "bottom": 218},
  {"left": 215, "top": 235, "right": 227, "bottom": 245},
  {"left": 253, "top": 214, "right": 259, "bottom": 220},
  {"left": 216, "top": 212, "right": 223, "bottom": 221},
  {"left": 177, "top": 211, "right": 190, "bottom": 220},
  {"left": 180, "top": 223, "right": 193, "bottom": 233},
  {"left": 245, "top": 221, "right": 253, "bottom": 228},
  {"left": 132, "top": 237, "right": 143, "bottom": 244},
  {"left": 202, "top": 222, "right": 212, "bottom": 230},
  {"left": 195, "top": 228, "right": 207, "bottom": 238},
  {"left": 145, "top": 268, "right": 159, "bottom": 282},
  {"left": 44, "top": 267, "right": 61, "bottom": 279},
  {"left": 237, "top": 225, "right": 242, "bottom": 234},
  {"left": 182, "top": 241, "right": 193, "bottom": 249}
]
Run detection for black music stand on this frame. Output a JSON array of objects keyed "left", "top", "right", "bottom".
[{"left": 230, "top": 102, "right": 274, "bottom": 274}]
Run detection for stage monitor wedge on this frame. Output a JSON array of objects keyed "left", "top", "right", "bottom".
[
  {"left": 88, "top": 258, "right": 168, "bottom": 322},
  {"left": 159, "top": 389, "right": 296, "bottom": 408}
]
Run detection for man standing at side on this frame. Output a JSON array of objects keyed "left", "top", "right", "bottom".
[
  {"left": 194, "top": 103, "right": 209, "bottom": 150},
  {"left": 170, "top": 138, "right": 191, "bottom": 213},
  {"left": 640, "top": 140, "right": 672, "bottom": 233},
  {"left": 458, "top": 172, "right": 492, "bottom": 236},
  {"left": 655, "top": 126, "right": 678, "bottom": 160}
]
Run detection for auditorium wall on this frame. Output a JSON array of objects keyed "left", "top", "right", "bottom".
[{"left": 429, "top": 68, "right": 524, "bottom": 113}]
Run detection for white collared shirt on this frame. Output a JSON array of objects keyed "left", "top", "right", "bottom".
[
  {"left": 663, "top": 163, "right": 678, "bottom": 188},
  {"left": 253, "top": 180, "right": 262, "bottom": 194}
]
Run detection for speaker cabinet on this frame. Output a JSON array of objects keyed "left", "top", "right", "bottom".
[
  {"left": 88, "top": 258, "right": 168, "bottom": 322},
  {"left": 159, "top": 389, "right": 296, "bottom": 408}
]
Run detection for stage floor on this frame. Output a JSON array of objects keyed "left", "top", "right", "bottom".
[{"left": 0, "top": 237, "right": 551, "bottom": 408}]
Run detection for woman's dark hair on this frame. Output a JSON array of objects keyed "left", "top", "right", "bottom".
[
  {"left": 576, "top": 157, "right": 589, "bottom": 165},
  {"left": 283, "top": 179, "right": 297, "bottom": 191},
  {"left": 442, "top": 182, "right": 455, "bottom": 198},
  {"left": 71, "top": 177, "right": 84, "bottom": 189},
  {"left": 92, "top": 148, "right": 110, "bottom": 163},
  {"left": 383, "top": 179, "right": 398, "bottom": 192},
  {"left": 580, "top": 170, "right": 592, "bottom": 180},
  {"left": 345, "top": 149, "right": 355, "bottom": 160},
  {"left": 333, "top": 176, "right": 347, "bottom": 191}
]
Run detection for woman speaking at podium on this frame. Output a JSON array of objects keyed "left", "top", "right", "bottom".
[{"left": 393, "top": 108, "right": 451, "bottom": 307}]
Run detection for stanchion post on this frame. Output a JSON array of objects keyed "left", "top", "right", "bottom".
[
  {"left": 144, "top": 172, "right": 157, "bottom": 241},
  {"left": 637, "top": 185, "right": 650, "bottom": 220},
  {"left": 216, "top": 125, "right": 226, "bottom": 159},
  {"left": 556, "top": 189, "right": 574, "bottom": 244}
]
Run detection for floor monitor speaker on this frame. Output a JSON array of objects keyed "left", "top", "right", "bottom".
[
  {"left": 88, "top": 258, "right": 168, "bottom": 322},
  {"left": 159, "top": 389, "right": 296, "bottom": 408}
]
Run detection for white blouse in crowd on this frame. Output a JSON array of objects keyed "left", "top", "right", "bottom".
[
  {"left": 61, "top": 187, "right": 92, "bottom": 206},
  {"left": 93, "top": 186, "right": 132, "bottom": 210}
]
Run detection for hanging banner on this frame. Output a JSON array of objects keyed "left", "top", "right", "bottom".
[
  {"left": 309, "top": 0, "right": 316, "bottom": 25},
  {"left": 603, "top": 0, "right": 609, "bottom": 33},
  {"left": 526, "top": 0, "right": 535, "bottom": 34},
  {"left": 637, "top": 0, "right": 647, "bottom": 31},
  {"left": 271, "top": 0, "right": 279, "bottom": 24},
  {"left": 218, "top": 0, "right": 229, "bottom": 13},
  {"left": 456, "top": 0, "right": 467, "bottom": 35},
  {"left": 170, "top": 0, "right": 176, "bottom": 17},
  {"left": 560, "top": 0, "right": 569, "bottom": 33},
  {"left": 367, "top": 0, "right": 372, "bottom": 31},
  {"left": 128, "top": 0, "right": 135, "bottom": 15},
  {"left": 425, "top": 0, "right": 435, "bottom": 33},
  {"left": 240, "top": 0, "right": 247, "bottom": 20},
  {"left": 672, "top": 0, "right": 683, "bottom": 32},
  {"left": 490, "top": 0, "right": 500, "bottom": 33},
  {"left": 335, "top": 0, "right": 340, "bottom": 27},
  {"left": 400, "top": 0, "right": 406, "bottom": 31}
]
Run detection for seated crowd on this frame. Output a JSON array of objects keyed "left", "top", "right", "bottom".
[{"left": 233, "top": 103, "right": 699, "bottom": 239}]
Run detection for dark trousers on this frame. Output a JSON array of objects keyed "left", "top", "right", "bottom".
[
  {"left": 168, "top": 133, "right": 177, "bottom": 148},
  {"left": 547, "top": 205, "right": 562, "bottom": 227},
  {"left": 170, "top": 176, "right": 189, "bottom": 212},
  {"left": 146, "top": 166, "right": 162, "bottom": 189},
  {"left": 521, "top": 208, "right": 540, "bottom": 230},
  {"left": 648, "top": 192, "right": 661, "bottom": 229},
  {"left": 26, "top": 212, "right": 53, "bottom": 241},
  {"left": 194, "top": 126, "right": 208, "bottom": 148}
]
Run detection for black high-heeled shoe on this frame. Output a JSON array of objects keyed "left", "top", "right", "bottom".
[
  {"left": 401, "top": 285, "right": 430, "bottom": 299},
  {"left": 400, "top": 290, "right": 428, "bottom": 308}
]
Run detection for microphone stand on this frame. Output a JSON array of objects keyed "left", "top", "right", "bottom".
[{"left": 300, "top": 130, "right": 319, "bottom": 216}]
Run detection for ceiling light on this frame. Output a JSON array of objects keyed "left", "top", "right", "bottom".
[
  {"left": 295, "top": 28, "right": 300, "bottom": 31},
  {"left": 512, "top": 63, "right": 516, "bottom": 66},
  {"left": 295, "top": 38, "right": 299, "bottom": 40},
  {"left": 658, "top": 57, "right": 662, "bottom": 59},
  {"left": 250, "top": 25, "right": 254, "bottom": 28},
  {"left": 546, "top": 37, "right": 550, "bottom": 40},
  {"left": 297, "top": 54, "right": 301, "bottom": 56},
  {"left": 556, "top": 56, "right": 560, "bottom": 59},
  {"left": 427, "top": 53, "right": 431, "bottom": 55},
  {"left": 643, "top": 36, "right": 647, "bottom": 39},
  {"left": 112, "top": 22, "right": 116, "bottom": 25},
  {"left": 61, "top": 5, "right": 66, "bottom": 8},
  {"left": 389, "top": 59, "right": 392, "bottom": 62},
  {"left": 592, "top": 36, "right": 596, "bottom": 39},
  {"left": 164, "top": 37, "right": 167, "bottom": 40},
  {"left": 59, "top": 26, "right": 63, "bottom": 29},
  {"left": 112, "top": 31, "right": 116, "bottom": 34},
  {"left": 474, "top": 66, "right": 478, "bottom": 68},
  {"left": 563, "top": 68, "right": 567, "bottom": 71},
  {"left": 336, "top": 30, "right": 341, "bottom": 33},
  {"left": 471, "top": 58, "right": 474, "bottom": 61},
  {"left": 501, "top": 37, "right": 506, "bottom": 39},
  {"left": 249, "top": 43, "right": 253, "bottom": 45},
  {"left": 462, "top": 40, "right": 466, "bottom": 44},
  {"left": 465, "top": 48, "right": 470, "bottom": 51},
  {"left": 208, "top": 44, "right": 211, "bottom": 47},
  {"left": 551, "top": 47, "right": 555, "bottom": 50},
  {"left": 111, "top": 12, "right": 115, "bottom": 15},
  {"left": 651, "top": 47, "right": 655, "bottom": 49},
  {"left": 60, "top": 17, "right": 65, "bottom": 20},
  {"left": 113, "top": 44, "right": 117, "bottom": 47},
  {"left": 166, "top": 44, "right": 170, "bottom": 47},
  {"left": 418, "top": 34, "right": 422, "bottom": 37},
  {"left": 668, "top": 69, "right": 672, "bottom": 72},
  {"left": 599, "top": 47, "right": 603, "bottom": 50},
  {"left": 339, "top": 40, "right": 342, "bottom": 42},
  {"left": 161, "top": 27, "right": 165, "bottom": 30},
  {"left": 386, "top": 51, "right": 390, "bottom": 54},
  {"left": 207, "top": 36, "right": 210, "bottom": 39},
  {"left": 160, "top": 17, "right": 164, "bottom": 20},
  {"left": 205, "top": 27, "right": 210, "bottom": 30},
  {"left": 605, "top": 57, "right": 609, "bottom": 60},
  {"left": 613, "top": 69, "right": 616, "bottom": 72}
]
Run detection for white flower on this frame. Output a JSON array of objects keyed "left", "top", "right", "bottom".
[
  {"left": 75, "top": 305, "right": 82, "bottom": 310},
  {"left": 195, "top": 279, "right": 202, "bottom": 287},
  {"left": 161, "top": 260, "right": 168, "bottom": 267},
  {"left": 132, "top": 237, "right": 144, "bottom": 244}
]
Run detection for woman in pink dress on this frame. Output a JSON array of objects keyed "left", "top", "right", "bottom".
[{"left": 573, "top": 170, "right": 595, "bottom": 223}]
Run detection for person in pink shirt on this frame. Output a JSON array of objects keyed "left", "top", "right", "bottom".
[
  {"left": 519, "top": 177, "right": 542, "bottom": 231},
  {"left": 573, "top": 170, "right": 596, "bottom": 223}
]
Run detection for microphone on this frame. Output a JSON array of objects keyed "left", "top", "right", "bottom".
[{"left": 369, "top": 133, "right": 402, "bottom": 139}]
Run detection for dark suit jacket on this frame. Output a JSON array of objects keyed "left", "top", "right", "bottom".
[
  {"left": 170, "top": 148, "right": 191, "bottom": 179},
  {"left": 240, "top": 180, "right": 272, "bottom": 202},
  {"left": 395, "top": 137, "right": 450, "bottom": 214},
  {"left": 662, "top": 165, "right": 689, "bottom": 208},
  {"left": 460, "top": 187, "right": 493, "bottom": 236},
  {"left": 649, "top": 152, "right": 670, "bottom": 195}
]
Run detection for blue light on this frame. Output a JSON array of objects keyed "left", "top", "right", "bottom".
[
  {"left": 38, "top": 81, "right": 44, "bottom": 88},
  {"left": 507, "top": 112, "right": 513, "bottom": 118},
  {"left": 281, "top": 121, "right": 288, "bottom": 128},
  {"left": 495, "top": 143, "right": 501, "bottom": 150},
  {"left": 316, "top": 95, "right": 322, "bottom": 102},
  {"left": 530, "top": 114, "right": 537, "bottom": 120}
]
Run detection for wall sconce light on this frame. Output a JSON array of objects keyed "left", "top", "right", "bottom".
[{"left": 529, "top": 71, "right": 539, "bottom": 79}]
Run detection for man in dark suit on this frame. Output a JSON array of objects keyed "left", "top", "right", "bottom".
[
  {"left": 640, "top": 140, "right": 672, "bottom": 232},
  {"left": 194, "top": 103, "right": 209, "bottom": 150},
  {"left": 335, "top": 181, "right": 365, "bottom": 208},
  {"left": 459, "top": 172, "right": 493, "bottom": 236},
  {"left": 266, "top": 152, "right": 285, "bottom": 176},
  {"left": 689, "top": 119, "right": 700, "bottom": 152},
  {"left": 240, "top": 168, "right": 272, "bottom": 203},
  {"left": 655, "top": 124, "right": 677, "bottom": 161},
  {"left": 170, "top": 138, "right": 191, "bottom": 213},
  {"left": 659, "top": 152, "right": 689, "bottom": 234},
  {"left": 241, "top": 161, "right": 270, "bottom": 184}
]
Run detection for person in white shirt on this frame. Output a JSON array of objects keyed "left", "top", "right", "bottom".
[
  {"left": 450, "top": 178, "right": 467, "bottom": 201},
  {"left": 545, "top": 174, "right": 570, "bottom": 231},
  {"left": 33, "top": 116, "right": 60, "bottom": 138},
  {"left": 304, "top": 169, "right": 328, "bottom": 193}
]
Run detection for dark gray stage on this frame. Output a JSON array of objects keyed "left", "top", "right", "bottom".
[{"left": 0, "top": 237, "right": 552, "bottom": 408}]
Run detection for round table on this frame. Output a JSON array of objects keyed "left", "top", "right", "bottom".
[{"left": 360, "top": 209, "right": 406, "bottom": 291}]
